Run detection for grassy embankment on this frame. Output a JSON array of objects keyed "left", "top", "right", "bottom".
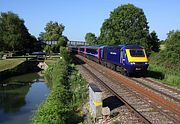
[
  {"left": 147, "top": 53, "right": 180, "bottom": 88},
  {"left": 147, "top": 31, "right": 180, "bottom": 89},
  {"left": 44, "top": 57, "right": 59, "bottom": 66},
  {"left": 32, "top": 48, "right": 88, "bottom": 124},
  {"left": 0, "top": 58, "right": 25, "bottom": 72}
]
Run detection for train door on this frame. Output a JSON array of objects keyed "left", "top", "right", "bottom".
[
  {"left": 103, "top": 48, "right": 108, "bottom": 66},
  {"left": 120, "top": 49, "right": 125, "bottom": 65}
]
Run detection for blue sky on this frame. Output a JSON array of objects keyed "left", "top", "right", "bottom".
[{"left": 0, "top": 0, "right": 179, "bottom": 41}]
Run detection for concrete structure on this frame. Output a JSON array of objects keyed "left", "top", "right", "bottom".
[{"left": 89, "top": 83, "right": 102, "bottom": 121}]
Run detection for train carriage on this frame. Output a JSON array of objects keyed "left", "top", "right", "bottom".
[
  {"left": 85, "top": 45, "right": 105, "bottom": 63},
  {"left": 69, "top": 44, "right": 149, "bottom": 76},
  {"left": 102, "top": 45, "right": 149, "bottom": 75}
]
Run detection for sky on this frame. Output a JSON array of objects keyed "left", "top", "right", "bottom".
[{"left": 0, "top": 0, "right": 180, "bottom": 41}]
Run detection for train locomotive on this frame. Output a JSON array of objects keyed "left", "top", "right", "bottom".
[{"left": 69, "top": 44, "right": 149, "bottom": 76}]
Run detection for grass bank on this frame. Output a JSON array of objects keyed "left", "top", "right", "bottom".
[
  {"left": 0, "top": 58, "right": 25, "bottom": 72},
  {"left": 147, "top": 63, "right": 180, "bottom": 88},
  {"left": 147, "top": 52, "right": 179, "bottom": 89},
  {"left": 44, "top": 57, "right": 59, "bottom": 66},
  {"left": 0, "top": 59, "right": 41, "bottom": 82},
  {"left": 32, "top": 48, "right": 88, "bottom": 124}
]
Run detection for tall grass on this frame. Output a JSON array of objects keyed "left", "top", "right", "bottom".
[
  {"left": 148, "top": 63, "right": 180, "bottom": 88},
  {"left": 32, "top": 48, "right": 87, "bottom": 124}
]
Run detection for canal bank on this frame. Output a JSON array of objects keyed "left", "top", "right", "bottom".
[{"left": 0, "top": 60, "right": 42, "bottom": 82}]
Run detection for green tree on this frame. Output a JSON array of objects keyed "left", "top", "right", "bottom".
[
  {"left": 166, "top": 30, "right": 175, "bottom": 39},
  {"left": 44, "top": 45, "right": 52, "bottom": 55},
  {"left": 164, "top": 30, "right": 180, "bottom": 65},
  {"left": 0, "top": 11, "right": 35, "bottom": 52},
  {"left": 51, "top": 36, "right": 68, "bottom": 53},
  {"left": 85, "top": 32, "right": 97, "bottom": 45},
  {"left": 147, "top": 31, "right": 160, "bottom": 53},
  {"left": 58, "top": 36, "right": 68, "bottom": 47},
  {"left": 39, "top": 21, "right": 65, "bottom": 41},
  {"left": 98, "top": 4, "right": 149, "bottom": 48},
  {"left": 152, "top": 30, "right": 180, "bottom": 69}
]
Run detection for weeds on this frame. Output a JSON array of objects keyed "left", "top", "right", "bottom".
[{"left": 32, "top": 47, "right": 87, "bottom": 124}]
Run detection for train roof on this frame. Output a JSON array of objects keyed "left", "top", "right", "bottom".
[
  {"left": 76, "top": 44, "right": 144, "bottom": 49},
  {"left": 104, "top": 44, "right": 144, "bottom": 49},
  {"left": 78, "top": 45, "right": 106, "bottom": 49},
  {"left": 124, "top": 44, "right": 144, "bottom": 49}
]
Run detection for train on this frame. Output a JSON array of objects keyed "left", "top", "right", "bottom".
[{"left": 69, "top": 44, "right": 149, "bottom": 76}]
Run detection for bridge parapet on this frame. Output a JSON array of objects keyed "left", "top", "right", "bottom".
[
  {"left": 67, "top": 41, "right": 89, "bottom": 46},
  {"left": 40, "top": 40, "right": 89, "bottom": 46}
]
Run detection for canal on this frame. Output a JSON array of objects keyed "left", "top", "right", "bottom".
[{"left": 0, "top": 72, "right": 50, "bottom": 124}]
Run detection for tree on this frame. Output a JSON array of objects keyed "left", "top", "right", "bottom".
[
  {"left": 0, "top": 11, "right": 35, "bottom": 52},
  {"left": 166, "top": 30, "right": 175, "bottom": 39},
  {"left": 51, "top": 36, "right": 68, "bottom": 53},
  {"left": 151, "top": 30, "right": 180, "bottom": 71},
  {"left": 147, "top": 31, "right": 160, "bottom": 53},
  {"left": 98, "top": 4, "right": 149, "bottom": 48},
  {"left": 39, "top": 21, "right": 65, "bottom": 41},
  {"left": 44, "top": 45, "right": 52, "bottom": 55},
  {"left": 85, "top": 32, "right": 97, "bottom": 45},
  {"left": 164, "top": 30, "right": 180, "bottom": 65},
  {"left": 58, "top": 36, "right": 68, "bottom": 47}
]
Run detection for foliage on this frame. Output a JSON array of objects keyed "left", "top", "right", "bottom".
[
  {"left": 52, "top": 36, "right": 68, "bottom": 53},
  {"left": 44, "top": 45, "right": 52, "bottom": 55},
  {"left": 39, "top": 21, "right": 65, "bottom": 41},
  {"left": 39, "top": 21, "right": 69, "bottom": 53},
  {"left": 147, "top": 31, "right": 160, "bottom": 53},
  {"left": 98, "top": 4, "right": 151, "bottom": 48},
  {"left": 0, "top": 11, "right": 36, "bottom": 52},
  {"left": 58, "top": 36, "right": 68, "bottom": 47},
  {"left": 148, "top": 63, "right": 180, "bottom": 88},
  {"left": 150, "top": 30, "right": 180, "bottom": 69},
  {"left": 85, "top": 32, "right": 97, "bottom": 45},
  {"left": 33, "top": 48, "right": 87, "bottom": 124},
  {"left": 148, "top": 30, "right": 180, "bottom": 88}
]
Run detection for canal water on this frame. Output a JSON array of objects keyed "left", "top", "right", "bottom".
[{"left": 0, "top": 72, "right": 50, "bottom": 124}]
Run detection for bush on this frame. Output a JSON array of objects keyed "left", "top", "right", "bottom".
[
  {"left": 148, "top": 31, "right": 180, "bottom": 88},
  {"left": 32, "top": 48, "right": 87, "bottom": 124}
]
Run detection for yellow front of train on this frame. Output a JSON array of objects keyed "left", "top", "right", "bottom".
[{"left": 125, "top": 48, "right": 149, "bottom": 73}]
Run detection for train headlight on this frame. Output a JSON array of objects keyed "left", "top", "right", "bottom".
[
  {"left": 130, "top": 62, "right": 135, "bottom": 65},
  {"left": 145, "top": 62, "right": 149, "bottom": 65}
]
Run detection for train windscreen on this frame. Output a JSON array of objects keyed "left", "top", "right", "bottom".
[{"left": 129, "top": 49, "right": 145, "bottom": 57}]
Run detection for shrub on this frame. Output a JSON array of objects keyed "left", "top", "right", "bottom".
[{"left": 32, "top": 48, "right": 87, "bottom": 124}]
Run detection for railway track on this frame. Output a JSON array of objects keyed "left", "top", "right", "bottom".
[
  {"left": 75, "top": 55, "right": 180, "bottom": 124},
  {"left": 74, "top": 56, "right": 150, "bottom": 124},
  {"left": 131, "top": 77, "right": 180, "bottom": 104}
]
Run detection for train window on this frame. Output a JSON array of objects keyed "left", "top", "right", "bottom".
[
  {"left": 80, "top": 48, "right": 84, "bottom": 52},
  {"left": 86, "top": 48, "right": 98, "bottom": 54},
  {"left": 130, "top": 49, "right": 145, "bottom": 57}
]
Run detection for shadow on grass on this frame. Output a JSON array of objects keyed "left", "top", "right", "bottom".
[{"left": 145, "top": 70, "right": 165, "bottom": 80}]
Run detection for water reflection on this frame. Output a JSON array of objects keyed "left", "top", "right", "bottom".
[
  {"left": 0, "top": 85, "right": 29, "bottom": 113},
  {"left": 0, "top": 72, "right": 50, "bottom": 124}
]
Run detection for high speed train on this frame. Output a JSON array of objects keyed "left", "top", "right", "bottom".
[{"left": 69, "top": 44, "right": 149, "bottom": 76}]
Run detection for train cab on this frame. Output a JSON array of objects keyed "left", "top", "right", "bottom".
[{"left": 122, "top": 45, "right": 149, "bottom": 74}]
